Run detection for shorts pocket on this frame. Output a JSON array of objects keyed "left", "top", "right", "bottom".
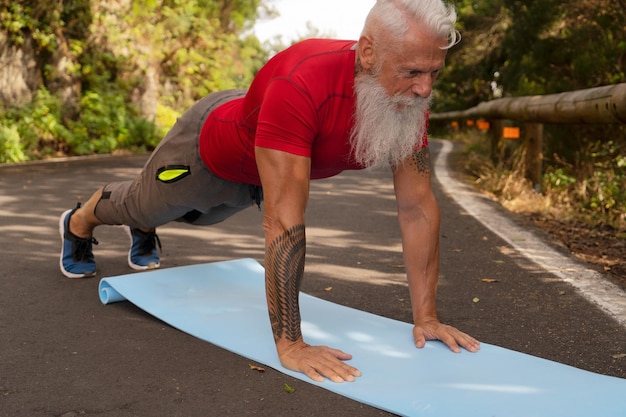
[{"left": 156, "top": 165, "right": 191, "bottom": 183}]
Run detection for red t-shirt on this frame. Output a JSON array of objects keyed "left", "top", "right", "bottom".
[{"left": 198, "top": 38, "right": 427, "bottom": 185}]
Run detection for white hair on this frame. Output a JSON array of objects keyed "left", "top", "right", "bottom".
[
  {"left": 363, "top": 0, "right": 460, "bottom": 49},
  {"left": 351, "top": 75, "right": 431, "bottom": 169}
]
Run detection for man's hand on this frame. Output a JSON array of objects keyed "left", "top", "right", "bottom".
[
  {"left": 413, "top": 319, "right": 480, "bottom": 353},
  {"left": 278, "top": 339, "right": 362, "bottom": 383}
]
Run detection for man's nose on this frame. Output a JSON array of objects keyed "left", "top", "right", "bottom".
[{"left": 411, "top": 76, "right": 433, "bottom": 98}]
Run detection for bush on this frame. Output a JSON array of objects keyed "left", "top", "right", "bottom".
[
  {"left": 154, "top": 104, "right": 180, "bottom": 142},
  {"left": 5, "top": 88, "right": 75, "bottom": 159},
  {"left": 0, "top": 87, "right": 160, "bottom": 161},
  {"left": 453, "top": 129, "right": 625, "bottom": 231},
  {"left": 0, "top": 125, "right": 26, "bottom": 163}
]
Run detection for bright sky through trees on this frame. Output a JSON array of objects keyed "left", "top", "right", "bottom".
[{"left": 254, "top": 0, "right": 374, "bottom": 42}]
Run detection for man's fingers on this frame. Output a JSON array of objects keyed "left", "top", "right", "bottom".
[
  {"left": 458, "top": 332, "right": 481, "bottom": 352},
  {"left": 442, "top": 335, "right": 462, "bottom": 353},
  {"left": 325, "top": 346, "right": 354, "bottom": 361},
  {"left": 303, "top": 367, "right": 325, "bottom": 383},
  {"left": 313, "top": 347, "right": 361, "bottom": 382},
  {"left": 413, "top": 322, "right": 481, "bottom": 353},
  {"left": 445, "top": 326, "right": 480, "bottom": 352},
  {"left": 435, "top": 327, "right": 462, "bottom": 353},
  {"left": 413, "top": 328, "right": 427, "bottom": 348},
  {"left": 280, "top": 344, "right": 361, "bottom": 383}
]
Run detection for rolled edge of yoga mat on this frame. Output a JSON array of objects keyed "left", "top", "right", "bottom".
[{"left": 98, "top": 280, "right": 127, "bottom": 304}]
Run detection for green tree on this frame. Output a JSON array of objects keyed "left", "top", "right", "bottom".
[
  {"left": 436, "top": 0, "right": 626, "bottom": 110},
  {"left": 436, "top": 0, "right": 626, "bottom": 229},
  {"left": 0, "top": 0, "right": 267, "bottom": 160}
]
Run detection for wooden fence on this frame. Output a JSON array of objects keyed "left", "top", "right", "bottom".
[{"left": 429, "top": 83, "right": 626, "bottom": 188}]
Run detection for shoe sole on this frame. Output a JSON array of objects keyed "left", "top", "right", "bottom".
[
  {"left": 125, "top": 225, "right": 160, "bottom": 271},
  {"left": 59, "top": 209, "right": 96, "bottom": 279}
]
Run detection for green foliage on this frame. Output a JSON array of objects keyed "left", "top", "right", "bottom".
[
  {"left": 541, "top": 137, "right": 626, "bottom": 228},
  {"left": 0, "top": 86, "right": 159, "bottom": 160},
  {"left": 0, "top": 0, "right": 266, "bottom": 161},
  {"left": 436, "top": 0, "right": 626, "bottom": 230},
  {"left": 543, "top": 168, "right": 576, "bottom": 190},
  {"left": 3, "top": 88, "right": 71, "bottom": 159},
  {"left": 455, "top": 130, "right": 626, "bottom": 230},
  {"left": 436, "top": 0, "right": 626, "bottom": 110},
  {"left": 0, "top": 2, "right": 58, "bottom": 50},
  {"left": 155, "top": 104, "right": 181, "bottom": 139},
  {"left": 107, "top": 0, "right": 266, "bottom": 111},
  {"left": 0, "top": 125, "right": 26, "bottom": 163},
  {"left": 66, "top": 91, "right": 159, "bottom": 155},
  {"left": 579, "top": 140, "right": 626, "bottom": 219}
]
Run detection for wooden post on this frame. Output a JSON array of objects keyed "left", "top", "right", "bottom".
[
  {"left": 523, "top": 123, "right": 543, "bottom": 191},
  {"left": 490, "top": 119, "right": 504, "bottom": 164}
]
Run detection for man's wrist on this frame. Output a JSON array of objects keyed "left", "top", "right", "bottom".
[
  {"left": 413, "top": 312, "right": 439, "bottom": 325},
  {"left": 275, "top": 337, "right": 307, "bottom": 356}
]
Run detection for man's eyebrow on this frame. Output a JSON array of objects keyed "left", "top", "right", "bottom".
[{"left": 400, "top": 64, "right": 444, "bottom": 74}]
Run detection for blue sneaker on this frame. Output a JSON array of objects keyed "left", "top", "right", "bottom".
[
  {"left": 59, "top": 204, "right": 98, "bottom": 278},
  {"left": 126, "top": 226, "right": 161, "bottom": 270}
]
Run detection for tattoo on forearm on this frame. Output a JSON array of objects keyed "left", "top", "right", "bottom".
[
  {"left": 410, "top": 147, "right": 432, "bottom": 177},
  {"left": 265, "top": 224, "right": 306, "bottom": 343}
]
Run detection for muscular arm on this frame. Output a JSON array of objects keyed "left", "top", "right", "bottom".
[
  {"left": 393, "top": 146, "right": 480, "bottom": 352},
  {"left": 394, "top": 146, "right": 440, "bottom": 321},
  {"left": 265, "top": 223, "right": 305, "bottom": 344},
  {"left": 255, "top": 146, "right": 361, "bottom": 382},
  {"left": 255, "top": 147, "right": 309, "bottom": 348}
]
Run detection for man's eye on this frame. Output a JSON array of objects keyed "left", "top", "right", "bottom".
[{"left": 406, "top": 70, "right": 440, "bottom": 78}]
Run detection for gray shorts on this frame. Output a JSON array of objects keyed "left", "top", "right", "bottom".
[{"left": 94, "top": 89, "right": 256, "bottom": 229}]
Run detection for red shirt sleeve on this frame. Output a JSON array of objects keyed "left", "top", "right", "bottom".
[{"left": 254, "top": 77, "right": 318, "bottom": 157}]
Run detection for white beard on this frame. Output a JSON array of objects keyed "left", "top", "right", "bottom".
[{"left": 351, "top": 74, "right": 431, "bottom": 169}]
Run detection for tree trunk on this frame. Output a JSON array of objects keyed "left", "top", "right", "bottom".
[
  {"left": 45, "top": 27, "right": 82, "bottom": 118},
  {"left": 0, "top": 35, "right": 41, "bottom": 107}
]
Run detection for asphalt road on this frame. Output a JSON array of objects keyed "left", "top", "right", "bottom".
[{"left": 1, "top": 141, "right": 624, "bottom": 417}]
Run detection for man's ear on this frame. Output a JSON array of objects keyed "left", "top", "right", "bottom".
[{"left": 357, "top": 35, "right": 376, "bottom": 71}]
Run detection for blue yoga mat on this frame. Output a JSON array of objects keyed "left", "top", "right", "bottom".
[{"left": 99, "top": 258, "right": 626, "bottom": 417}]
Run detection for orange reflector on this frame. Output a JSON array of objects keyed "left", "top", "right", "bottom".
[
  {"left": 477, "top": 120, "right": 490, "bottom": 131},
  {"left": 502, "top": 127, "right": 520, "bottom": 139},
  {"left": 466, "top": 119, "right": 475, "bottom": 127}
]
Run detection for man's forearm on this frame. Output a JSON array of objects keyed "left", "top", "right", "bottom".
[
  {"left": 405, "top": 242, "right": 440, "bottom": 323},
  {"left": 397, "top": 196, "right": 441, "bottom": 323},
  {"left": 265, "top": 224, "right": 306, "bottom": 343}
]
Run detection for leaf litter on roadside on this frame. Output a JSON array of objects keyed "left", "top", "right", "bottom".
[{"left": 249, "top": 364, "right": 265, "bottom": 372}]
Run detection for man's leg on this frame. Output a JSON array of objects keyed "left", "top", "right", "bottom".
[
  {"left": 59, "top": 89, "right": 249, "bottom": 278},
  {"left": 59, "top": 188, "right": 105, "bottom": 278},
  {"left": 70, "top": 188, "right": 105, "bottom": 238},
  {"left": 59, "top": 183, "right": 162, "bottom": 278}
]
